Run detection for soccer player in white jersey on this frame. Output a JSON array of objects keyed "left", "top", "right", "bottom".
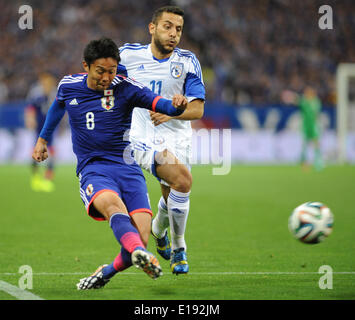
[{"left": 118, "top": 6, "right": 205, "bottom": 274}]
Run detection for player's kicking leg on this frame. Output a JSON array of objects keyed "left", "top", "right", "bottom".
[
  {"left": 76, "top": 184, "right": 162, "bottom": 290},
  {"left": 77, "top": 247, "right": 162, "bottom": 290}
]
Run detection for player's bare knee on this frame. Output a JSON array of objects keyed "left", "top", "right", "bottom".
[
  {"left": 174, "top": 170, "right": 192, "bottom": 193},
  {"left": 93, "top": 191, "right": 127, "bottom": 220},
  {"left": 102, "top": 205, "right": 125, "bottom": 220}
]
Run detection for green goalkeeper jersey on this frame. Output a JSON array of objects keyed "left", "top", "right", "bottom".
[{"left": 298, "top": 96, "right": 321, "bottom": 139}]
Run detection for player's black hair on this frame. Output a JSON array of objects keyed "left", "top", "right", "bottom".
[
  {"left": 84, "top": 37, "right": 120, "bottom": 67},
  {"left": 152, "top": 5, "right": 184, "bottom": 24}
]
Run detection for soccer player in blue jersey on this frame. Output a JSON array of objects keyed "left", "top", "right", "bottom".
[
  {"left": 25, "top": 72, "right": 57, "bottom": 192},
  {"left": 118, "top": 6, "right": 205, "bottom": 274},
  {"left": 32, "top": 38, "right": 187, "bottom": 289}
]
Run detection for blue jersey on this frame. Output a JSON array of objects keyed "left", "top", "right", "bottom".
[
  {"left": 26, "top": 83, "right": 56, "bottom": 136},
  {"left": 41, "top": 73, "right": 183, "bottom": 175},
  {"left": 27, "top": 83, "right": 56, "bottom": 117}
]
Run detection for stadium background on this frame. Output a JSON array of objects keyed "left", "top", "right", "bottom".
[
  {"left": 0, "top": 0, "right": 355, "bottom": 164},
  {"left": 1, "top": 0, "right": 355, "bottom": 302}
]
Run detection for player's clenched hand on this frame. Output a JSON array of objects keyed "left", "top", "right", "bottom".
[
  {"left": 172, "top": 94, "right": 187, "bottom": 110},
  {"left": 149, "top": 111, "right": 171, "bottom": 126},
  {"left": 32, "top": 137, "right": 49, "bottom": 162}
]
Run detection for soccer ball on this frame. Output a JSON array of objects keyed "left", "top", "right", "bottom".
[{"left": 288, "top": 202, "right": 334, "bottom": 244}]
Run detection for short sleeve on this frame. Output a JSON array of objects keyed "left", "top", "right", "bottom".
[{"left": 185, "top": 55, "right": 205, "bottom": 101}]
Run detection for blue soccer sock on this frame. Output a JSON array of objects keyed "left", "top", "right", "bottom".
[
  {"left": 102, "top": 213, "right": 145, "bottom": 280},
  {"left": 102, "top": 248, "right": 132, "bottom": 279},
  {"left": 109, "top": 213, "right": 145, "bottom": 253}
]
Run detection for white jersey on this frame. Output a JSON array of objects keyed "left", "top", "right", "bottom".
[{"left": 119, "top": 43, "right": 205, "bottom": 152}]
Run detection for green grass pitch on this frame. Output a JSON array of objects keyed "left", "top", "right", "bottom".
[{"left": 0, "top": 164, "right": 354, "bottom": 300}]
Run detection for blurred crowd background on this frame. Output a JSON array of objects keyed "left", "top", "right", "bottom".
[
  {"left": 1, "top": 0, "right": 355, "bottom": 164},
  {"left": 0, "top": 0, "right": 354, "bottom": 105}
]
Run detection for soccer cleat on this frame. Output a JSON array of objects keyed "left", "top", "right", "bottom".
[
  {"left": 131, "top": 248, "right": 163, "bottom": 280},
  {"left": 170, "top": 248, "right": 189, "bottom": 275},
  {"left": 151, "top": 230, "right": 171, "bottom": 260},
  {"left": 76, "top": 264, "right": 110, "bottom": 290}
]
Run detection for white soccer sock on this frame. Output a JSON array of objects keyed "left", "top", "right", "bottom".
[
  {"left": 152, "top": 196, "right": 170, "bottom": 238},
  {"left": 167, "top": 189, "right": 190, "bottom": 251}
]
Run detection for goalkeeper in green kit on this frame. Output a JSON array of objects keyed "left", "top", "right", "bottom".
[{"left": 282, "top": 86, "right": 323, "bottom": 171}]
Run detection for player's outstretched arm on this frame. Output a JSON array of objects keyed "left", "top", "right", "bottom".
[
  {"left": 38, "top": 99, "right": 65, "bottom": 140},
  {"left": 32, "top": 99, "right": 65, "bottom": 162},
  {"left": 128, "top": 80, "right": 187, "bottom": 116},
  {"left": 150, "top": 98, "right": 204, "bottom": 126},
  {"left": 151, "top": 94, "right": 187, "bottom": 117}
]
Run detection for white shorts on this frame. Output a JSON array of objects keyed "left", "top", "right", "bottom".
[{"left": 131, "top": 140, "right": 192, "bottom": 187}]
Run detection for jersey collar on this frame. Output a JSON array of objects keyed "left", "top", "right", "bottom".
[{"left": 149, "top": 44, "right": 172, "bottom": 63}]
